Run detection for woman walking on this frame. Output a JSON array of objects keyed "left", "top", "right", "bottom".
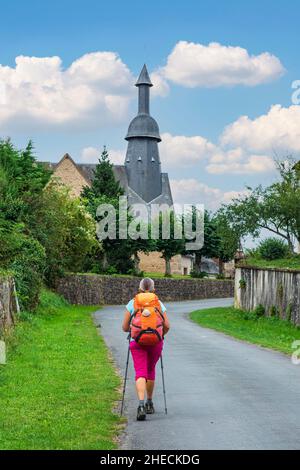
[{"left": 122, "top": 277, "right": 170, "bottom": 421}]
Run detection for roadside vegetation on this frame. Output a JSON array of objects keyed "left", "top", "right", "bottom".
[
  {"left": 0, "top": 290, "right": 121, "bottom": 450},
  {"left": 240, "top": 255, "right": 300, "bottom": 271},
  {"left": 190, "top": 306, "right": 300, "bottom": 355},
  {"left": 238, "top": 238, "right": 300, "bottom": 271}
]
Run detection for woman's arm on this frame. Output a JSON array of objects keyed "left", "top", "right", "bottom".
[
  {"left": 163, "top": 312, "right": 170, "bottom": 335},
  {"left": 122, "top": 310, "right": 131, "bottom": 332}
]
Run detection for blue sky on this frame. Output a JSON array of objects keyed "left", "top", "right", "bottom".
[{"left": 0, "top": 0, "right": 299, "bottom": 210}]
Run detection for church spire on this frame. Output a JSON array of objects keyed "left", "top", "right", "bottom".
[
  {"left": 135, "top": 64, "right": 153, "bottom": 87},
  {"left": 124, "top": 64, "right": 162, "bottom": 203},
  {"left": 136, "top": 64, "right": 152, "bottom": 115}
]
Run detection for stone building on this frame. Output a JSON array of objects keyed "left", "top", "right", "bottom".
[{"left": 43, "top": 65, "right": 193, "bottom": 275}]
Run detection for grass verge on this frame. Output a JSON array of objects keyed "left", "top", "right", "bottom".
[
  {"left": 0, "top": 290, "right": 122, "bottom": 450},
  {"left": 240, "top": 255, "right": 300, "bottom": 271},
  {"left": 190, "top": 306, "right": 300, "bottom": 355}
]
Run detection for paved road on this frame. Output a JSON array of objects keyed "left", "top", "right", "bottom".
[{"left": 94, "top": 298, "right": 300, "bottom": 450}]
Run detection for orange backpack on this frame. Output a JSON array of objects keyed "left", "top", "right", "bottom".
[{"left": 130, "top": 292, "right": 164, "bottom": 346}]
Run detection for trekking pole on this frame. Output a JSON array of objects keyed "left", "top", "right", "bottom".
[
  {"left": 160, "top": 354, "right": 168, "bottom": 415},
  {"left": 120, "top": 336, "right": 130, "bottom": 416}
]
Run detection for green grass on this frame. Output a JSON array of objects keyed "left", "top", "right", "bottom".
[
  {"left": 190, "top": 306, "right": 300, "bottom": 355},
  {"left": 0, "top": 290, "right": 122, "bottom": 450},
  {"left": 240, "top": 255, "right": 300, "bottom": 271},
  {"left": 144, "top": 271, "right": 190, "bottom": 279}
]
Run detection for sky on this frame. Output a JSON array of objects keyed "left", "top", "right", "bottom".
[{"left": 0, "top": 0, "right": 300, "bottom": 214}]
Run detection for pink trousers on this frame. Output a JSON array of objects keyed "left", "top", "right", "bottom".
[{"left": 130, "top": 340, "right": 163, "bottom": 381}]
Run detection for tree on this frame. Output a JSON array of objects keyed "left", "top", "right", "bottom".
[
  {"left": 213, "top": 213, "right": 240, "bottom": 274},
  {"left": 156, "top": 211, "right": 185, "bottom": 276},
  {"left": 81, "top": 148, "right": 138, "bottom": 274},
  {"left": 0, "top": 140, "right": 51, "bottom": 309},
  {"left": 81, "top": 146, "right": 124, "bottom": 200},
  {"left": 183, "top": 208, "right": 220, "bottom": 274},
  {"left": 30, "top": 181, "right": 98, "bottom": 284},
  {"left": 218, "top": 159, "right": 300, "bottom": 253}
]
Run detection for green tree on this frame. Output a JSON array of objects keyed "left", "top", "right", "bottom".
[
  {"left": 213, "top": 213, "right": 240, "bottom": 274},
  {"left": 30, "top": 182, "right": 98, "bottom": 284},
  {"left": 81, "top": 146, "right": 124, "bottom": 200},
  {"left": 218, "top": 159, "right": 300, "bottom": 253},
  {"left": 183, "top": 208, "right": 220, "bottom": 274},
  {"left": 156, "top": 211, "right": 185, "bottom": 276},
  {"left": 81, "top": 148, "right": 136, "bottom": 273}
]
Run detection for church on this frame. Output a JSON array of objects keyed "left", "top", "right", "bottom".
[{"left": 45, "top": 65, "right": 193, "bottom": 275}]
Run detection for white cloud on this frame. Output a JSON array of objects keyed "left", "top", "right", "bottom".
[
  {"left": 162, "top": 41, "right": 285, "bottom": 87},
  {"left": 170, "top": 178, "right": 247, "bottom": 210},
  {"left": 160, "top": 132, "right": 217, "bottom": 166},
  {"left": 0, "top": 52, "right": 134, "bottom": 131},
  {"left": 221, "top": 104, "right": 300, "bottom": 155},
  {"left": 81, "top": 146, "right": 124, "bottom": 165},
  {"left": 160, "top": 132, "right": 275, "bottom": 174},
  {"left": 150, "top": 70, "right": 170, "bottom": 97}
]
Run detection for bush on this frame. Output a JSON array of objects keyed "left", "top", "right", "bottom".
[
  {"left": 10, "top": 235, "right": 46, "bottom": 311},
  {"left": 190, "top": 270, "right": 208, "bottom": 279},
  {"left": 254, "top": 304, "right": 265, "bottom": 318},
  {"left": 258, "top": 238, "right": 289, "bottom": 260},
  {"left": 216, "top": 273, "right": 225, "bottom": 280}
]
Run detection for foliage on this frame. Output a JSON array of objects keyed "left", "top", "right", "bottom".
[
  {"left": 0, "top": 139, "right": 97, "bottom": 306},
  {"left": 81, "top": 146, "right": 124, "bottom": 200},
  {"left": 0, "top": 290, "right": 121, "bottom": 450},
  {"left": 81, "top": 148, "right": 155, "bottom": 274},
  {"left": 190, "top": 270, "right": 208, "bottom": 278},
  {"left": 183, "top": 209, "right": 220, "bottom": 274},
  {"left": 155, "top": 210, "right": 185, "bottom": 276},
  {"left": 30, "top": 182, "right": 98, "bottom": 284},
  {"left": 240, "top": 255, "right": 300, "bottom": 270},
  {"left": 217, "top": 158, "right": 300, "bottom": 252},
  {"left": 258, "top": 237, "right": 289, "bottom": 260},
  {"left": 253, "top": 304, "right": 265, "bottom": 318},
  {"left": 0, "top": 223, "right": 46, "bottom": 310},
  {"left": 213, "top": 212, "right": 240, "bottom": 264}
]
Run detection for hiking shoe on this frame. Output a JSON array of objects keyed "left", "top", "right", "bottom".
[
  {"left": 145, "top": 401, "right": 155, "bottom": 414},
  {"left": 136, "top": 405, "right": 146, "bottom": 421}
]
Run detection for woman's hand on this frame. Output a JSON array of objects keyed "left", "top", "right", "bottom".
[{"left": 122, "top": 310, "right": 131, "bottom": 332}]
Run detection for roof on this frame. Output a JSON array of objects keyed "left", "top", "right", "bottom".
[
  {"left": 135, "top": 64, "right": 153, "bottom": 87},
  {"left": 125, "top": 114, "right": 161, "bottom": 141}
]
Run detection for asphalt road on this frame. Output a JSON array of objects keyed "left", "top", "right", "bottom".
[{"left": 94, "top": 298, "right": 300, "bottom": 450}]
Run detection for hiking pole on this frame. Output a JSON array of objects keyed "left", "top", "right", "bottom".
[
  {"left": 160, "top": 354, "right": 168, "bottom": 415},
  {"left": 120, "top": 336, "right": 130, "bottom": 416}
]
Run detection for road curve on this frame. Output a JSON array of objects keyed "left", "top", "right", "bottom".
[{"left": 94, "top": 298, "right": 300, "bottom": 450}]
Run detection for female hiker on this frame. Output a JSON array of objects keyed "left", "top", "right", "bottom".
[{"left": 122, "top": 277, "right": 170, "bottom": 421}]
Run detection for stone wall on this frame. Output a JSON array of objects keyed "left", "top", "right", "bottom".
[
  {"left": 235, "top": 266, "right": 300, "bottom": 325},
  {"left": 56, "top": 274, "right": 234, "bottom": 305},
  {"left": 0, "top": 275, "right": 19, "bottom": 330}
]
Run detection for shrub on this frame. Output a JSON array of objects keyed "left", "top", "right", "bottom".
[
  {"left": 10, "top": 235, "right": 46, "bottom": 311},
  {"left": 191, "top": 270, "right": 207, "bottom": 279},
  {"left": 216, "top": 273, "right": 225, "bottom": 280},
  {"left": 242, "top": 311, "right": 258, "bottom": 321},
  {"left": 254, "top": 304, "right": 265, "bottom": 318},
  {"left": 258, "top": 238, "right": 289, "bottom": 260},
  {"left": 239, "top": 278, "right": 246, "bottom": 289},
  {"left": 270, "top": 305, "right": 278, "bottom": 317}
]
